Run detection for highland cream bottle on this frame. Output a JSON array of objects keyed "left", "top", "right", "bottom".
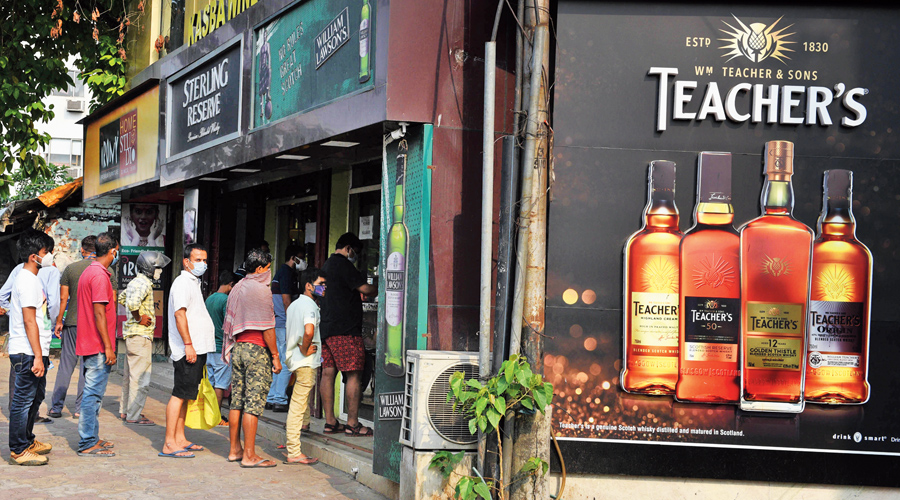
[
  {"left": 740, "top": 141, "right": 813, "bottom": 413},
  {"left": 622, "top": 161, "right": 682, "bottom": 395},
  {"left": 676, "top": 152, "right": 740, "bottom": 403},
  {"left": 805, "top": 169, "right": 872, "bottom": 404}
]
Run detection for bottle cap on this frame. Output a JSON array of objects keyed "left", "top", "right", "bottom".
[
  {"left": 764, "top": 140, "right": 794, "bottom": 181},
  {"left": 649, "top": 160, "right": 675, "bottom": 201},
  {"left": 824, "top": 169, "right": 852, "bottom": 208},
  {"left": 698, "top": 152, "right": 732, "bottom": 203}
]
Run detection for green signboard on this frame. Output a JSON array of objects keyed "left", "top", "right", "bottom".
[{"left": 252, "top": 0, "right": 374, "bottom": 128}]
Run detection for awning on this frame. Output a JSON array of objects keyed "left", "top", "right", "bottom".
[{"left": 0, "top": 177, "right": 84, "bottom": 233}]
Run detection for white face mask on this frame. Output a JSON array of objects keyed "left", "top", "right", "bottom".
[
  {"left": 153, "top": 268, "right": 163, "bottom": 280},
  {"left": 295, "top": 259, "right": 308, "bottom": 271},
  {"left": 38, "top": 252, "right": 54, "bottom": 268}
]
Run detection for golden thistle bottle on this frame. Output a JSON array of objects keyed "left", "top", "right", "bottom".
[
  {"left": 383, "top": 153, "right": 408, "bottom": 377},
  {"left": 622, "top": 160, "right": 682, "bottom": 395},
  {"left": 676, "top": 152, "right": 740, "bottom": 403},
  {"left": 359, "top": 0, "right": 371, "bottom": 83},
  {"left": 740, "top": 141, "right": 813, "bottom": 413},
  {"left": 805, "top": 169, "right": 872, "bottom": 404}
]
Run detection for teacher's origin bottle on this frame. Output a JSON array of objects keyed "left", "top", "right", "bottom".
[
  {"left": 740, "top": 141, "right": 813, "bottom": 413},
  {"left": 676, "top": 152, "right": 740, "bottom": 403},
  {"left": 622, "top": 161, "right": 682, "bottom": 395},
  {"left": 359, "top": 0, "right": 371, "bottom": 83},
  {"left": 383, "top": 152, "right": 408, "bottom": 377},
  {"left": 805, "top": 170, "right": 872, "bottom": 404}
]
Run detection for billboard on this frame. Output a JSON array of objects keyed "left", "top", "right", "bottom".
[{"left": 548, "top": 2, "right": 900, "bottom": 485}]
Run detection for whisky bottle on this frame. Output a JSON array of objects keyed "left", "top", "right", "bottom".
[
  {"left": 622, "top": 160, "right": 682, "bottom": 395},
  {"left": 740, "top": 141, "right": 813, "bottom": 413},
  {"left": 676, "top": 152, "right": 740, "bottom": 403},
  {"left": 383, "top": 152, "right": 408, "bottom": 377},
  {"left": 359, "top": 0, "right": 371, "bottom": 83},
  {"left": 805, "top": 169, "right": 872, "bottom": 404}
]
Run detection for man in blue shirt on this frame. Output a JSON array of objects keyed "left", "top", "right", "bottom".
[{"left": 266, "top": 245, "right": 306, "bottom": 412}]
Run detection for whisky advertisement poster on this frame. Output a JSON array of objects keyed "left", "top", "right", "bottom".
[
  {"left": 251, "top": 0, "right": 374, "bottom": 129},
  {"left": 548, "top": 2, "right": 900, "bottom": 485}
]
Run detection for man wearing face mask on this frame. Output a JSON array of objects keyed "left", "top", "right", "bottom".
[
  {"left": 319, "top": 233, "right": 376, "bottom": 437},
  {"left": 118, "top": 251, "right": 171, "bottom": 426},
  {"left": 266, "top": 244, "right": 306, "bottom": 412},
  {"left": 75, "top": 232, "right": 119, "bottom": 457},
  {"left": 160, "top": 243, "right": 216, "bottom": 458},
  {"left": 48, "top": 235, "right": 97, "bottom": 419}
]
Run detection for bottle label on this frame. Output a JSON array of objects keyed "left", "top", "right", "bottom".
[
  {"left": 359, "top": 19, "right": 369, "bottom": 58},
  {"left": 808, "top": 300, "right": 863, "bottom": 354},
  {"left": 745, "top": 337, "right": 803, "bottom": 370},
  {"left": 745, "top": 302, "right": 803, "bottom": 336},
  {"left": 385, "top": 251, "right": 405, "bottom": 327},
  {"left": 683, "top": 296, "right": 739, "bottom": 362},
  {"left": 808, "top": 351, "right": 860, "bottom": 369},
  {"left": 630, "top": 292, "right": 678, "bottom": 355}
]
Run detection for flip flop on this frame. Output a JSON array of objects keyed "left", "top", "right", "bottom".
[
  {"left": 125, "top": 418, "right": 155, "bottom": 426},
  {"left": 226, "top": 457, "right": 242, "bottom": 463},
  {"left": 240, "top": 459, "right": 277, "bottom": 468},
  {"left": 78, "top": 447, "right": 116, "bottom": 457},
  {"left": 184, "top": 443, "right": 204, "bottom": 451},
  {"left": 98, "top": 440, "right": 115, "bottom": 449},
  {"left": 158, "top": 449, "right": 194, "bottom": 459},
  {"left": 284, "top": 456, "right": 319, "bottom": 465}
]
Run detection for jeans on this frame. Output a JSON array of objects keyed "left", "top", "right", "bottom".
[
  {"left": 8, "top": 354, "right": 48, "bottom": 454},
  {"left": 120, "top": 336, "right": 152, "bottom": 421},
  {"left": 50, "top": 325, "right": 85, "bottom": 413},
  {"left": 266, "top": 327, "right": 290, "bottom": 405},
  {"left": 78, "top": 352, "right": 112, "bottom": 451}
]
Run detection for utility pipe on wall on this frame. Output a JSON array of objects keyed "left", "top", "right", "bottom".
[{"left": 479, "top": 40, "right": 497, "bottom": 380}]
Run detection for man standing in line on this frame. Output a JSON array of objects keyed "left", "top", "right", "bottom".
[
  {"left": 320, "top": 233, "right": 376, "bottom": 437},
  {"left": 118, "top": 251, "right": 171, "bottom": 426},
  {"left": 160, "top": 243, "right": 215, "bottom": 459},
  {"left": 49, "top": 235, "right": 98, "bottom": 419},
  {"left": 223, "top": 248, "right": 281, "bottom": 468},
  {"left": 7, "top": 230, "right": 55, "bottom": 465},
  {"left": 75, "top": 232, "right": 119, "bottom": 457},
  {"left": 283, "top": 267, "right": 325, "bottom": 465},
  {"left": 206, "top": 269, "right": 236, "bottom": 418},
  {"left": 266, "top": 244, "right": 306, "bottom": 412}
]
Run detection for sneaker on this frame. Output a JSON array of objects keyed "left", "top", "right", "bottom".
[
  {"left": 27, "top": 440, "right": 52, "bottom": 455},
  {"left": 11, "top": 449, "right": 48, "bottom": 466}
]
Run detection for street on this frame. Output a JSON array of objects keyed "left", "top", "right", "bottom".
[{"left": 0, "top": 355, "right": 388, "bottom": 500}]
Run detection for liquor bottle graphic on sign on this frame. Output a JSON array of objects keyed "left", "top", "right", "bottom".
[
  {"left": 805, "top": 169, "right": 872, "bottom": 404},
  {"left": 739, "top": 141, "right": 813, "bottom": 413},
  {"left": 676, "top": 152, "right": 740, "bottom": 403},
  {"left": 359, "top": 0, "right": 371, "bottom": 83},
  {"left": 622, "top": 160, "right": 682, "bottom": 395},
  {"left": 383, "top": 150, "right": 408, "bottom": 377}
]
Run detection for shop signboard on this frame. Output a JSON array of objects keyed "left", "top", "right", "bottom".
[
  {"left": 548, "top": 2, "right": 900, "bottom": 484},
  {"left": 118, "top": 202, "right": 168, "bottom": 339},
  {"left": 251, "top": 0, "right": 375, "bottom": 129},
  {"left": 166, "top": 37, "right": 242, "bottom": 162},
  {"left": 84, "top": 86, "right": 160, "bottom": 199}
]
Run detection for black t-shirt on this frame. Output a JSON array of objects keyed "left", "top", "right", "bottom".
[
  {"left": 271, "top": 263, "right": 297, "bottom": 296},
  {"left": 320, "top": 253, "right": 367, "bottom": 339}
]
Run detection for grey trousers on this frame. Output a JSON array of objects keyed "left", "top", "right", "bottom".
[
  {"left": 120, "top": 336, "right": 152, "bottom": 421},
  {"left": 50, "top": 325, "right": 85, "bottom": 414}
]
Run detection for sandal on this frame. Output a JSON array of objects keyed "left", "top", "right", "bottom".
[
  {"left": 323, "top": 422, "right": 345, "bottom": 434},
  {"left": 344, "top": 423, "right": 374, "bottom": 437},
  {"left": 125, "top": 417, "right": 155, "bottom": 426}
]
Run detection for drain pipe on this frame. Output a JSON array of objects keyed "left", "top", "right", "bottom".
[
  {"left": 509, "top": 24, "right": 548, "bottom": 357},
  {"left": 479, "top": 40, "right": 497, "bottom": 381}
]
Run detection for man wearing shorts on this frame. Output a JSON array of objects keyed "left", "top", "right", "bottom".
[
  {"left": 223, "top": 248, "right": 281, "bottom": 468},
  {"left": 319, "top": 233, "right": 376, "bottom": 437},
  {"left": 206, "top": 270, "right": 235, "bottom": 418},
  {"left": 160, "top": 244, "right": 215, "bottom": 459}
]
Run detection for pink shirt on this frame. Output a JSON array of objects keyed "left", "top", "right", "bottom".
[{"left": 75, "top": 261, "right": 116, "bottom": 356}]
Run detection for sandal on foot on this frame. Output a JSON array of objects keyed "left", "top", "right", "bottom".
[
  {"left": 78, "top": 447, "right": 116, "bottom": 457},
  {"left": 158, "top": 449, "right": 194, "bottom": 459},
  {"left": 284, "top": 455, "right": 318, "bottom": 465},
  {"left": 240, "top": 459, "right": 277, "bottom": 468},
  {"left": 344, "top": 423, "right": 374, "bottom": 437},
  {"left": 125, "top": 417, "right": 155, "bottom": 426},
  {"left": 323, "top": 422, "right": 345, "bottom": 434},
  {"left": 98, "top": 440, "right": 115, "bottom": 449},
  {"left": 184, "top": 443, "right": 204, "bottom": 451}
]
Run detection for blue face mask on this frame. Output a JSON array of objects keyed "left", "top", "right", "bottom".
[
  {"left": 313, "top": 284, "right": 326, "bottom": 297},
  {"left": 190, "top": 261, "right": 208, "bottom": 277},
  {"left": 111, "top": 251, "right": 119, "bottom": 267}
]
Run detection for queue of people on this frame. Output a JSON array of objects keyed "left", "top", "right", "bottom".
[{"left": 4, "top": 228, "right": 375, "bottom": 467}]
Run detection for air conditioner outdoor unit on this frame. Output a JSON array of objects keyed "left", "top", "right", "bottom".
[
  {"left": 400, "top": 350, "right": 479, "bottom": 450},
  {"left": 66, "top": 99, "right": 84, "bottom": 112}
]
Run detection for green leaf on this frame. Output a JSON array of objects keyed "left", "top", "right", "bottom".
[
  {"left": 466, "top": 379, "right": 483, "bottom": 390},
  {"left": 474, "top": 397, "right": 488, "bottom": 417},
  {"left": 477, "top": 415, "right": 487, "bottom": 433},
  {"left": 497, "top": 376, "right": 508, "bottom": 394},
  {"left": 520, "top": 397, "right": 533, "bottom": 410},
  {"left": 473, "top": 480, "right": 491, "bottom": 500},
  {"left": 533, "top": 387, "right": 548, "bottom": 412},
  {"left": 505, "top": 364, "right": 515, "bottom": 384},
  {"left": 493, "top": 396, "right": 506, "bottom": 415},
  {"left": 486, "top": 408, "right": 501, "bottom": 431},
  {"left": 468, "top": 417, "right": 477, "bottom": 436}
]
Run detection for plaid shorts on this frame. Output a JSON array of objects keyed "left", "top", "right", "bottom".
[{"left": 321, "top": 335, "right": 365, "bottom": 372}]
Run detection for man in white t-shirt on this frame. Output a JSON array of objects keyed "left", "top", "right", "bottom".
[
  {"left": 160, "top": 243, "right": 215, "bottom": 459},
  {"left": 8, "top": 230, "right": 56, "bottom": 466},
  {"left": 283, "top": 267, "right": 325, "bottom": 465}
]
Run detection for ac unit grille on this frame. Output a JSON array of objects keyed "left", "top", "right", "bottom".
[
  {"left": 427, "top": 363, "right": 478, "bottom": 445},
  {"left": 400, "top": 359, "right": 415, "bottom": 443}
]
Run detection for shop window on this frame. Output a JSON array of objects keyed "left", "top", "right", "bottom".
[
  {"left": 45, "top": 138, "right": 83, "bottom": 169},
  {"left": 51, "top": 71, "right": 85, "bottom": 98},
  {"left": 159, "top": 0, "right": 185, "bottom": 57}
]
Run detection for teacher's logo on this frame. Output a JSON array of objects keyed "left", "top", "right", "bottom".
[{"left": 719, "top": 15, "right": 795, "bottom": 64}]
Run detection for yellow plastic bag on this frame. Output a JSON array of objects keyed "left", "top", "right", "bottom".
[{"left": 185, "top": 366, "right": 221, "bottom": 430}]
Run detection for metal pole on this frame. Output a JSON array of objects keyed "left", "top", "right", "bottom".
[{"left": 479, "top": 41, "right": 497, "bottom": 381}]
